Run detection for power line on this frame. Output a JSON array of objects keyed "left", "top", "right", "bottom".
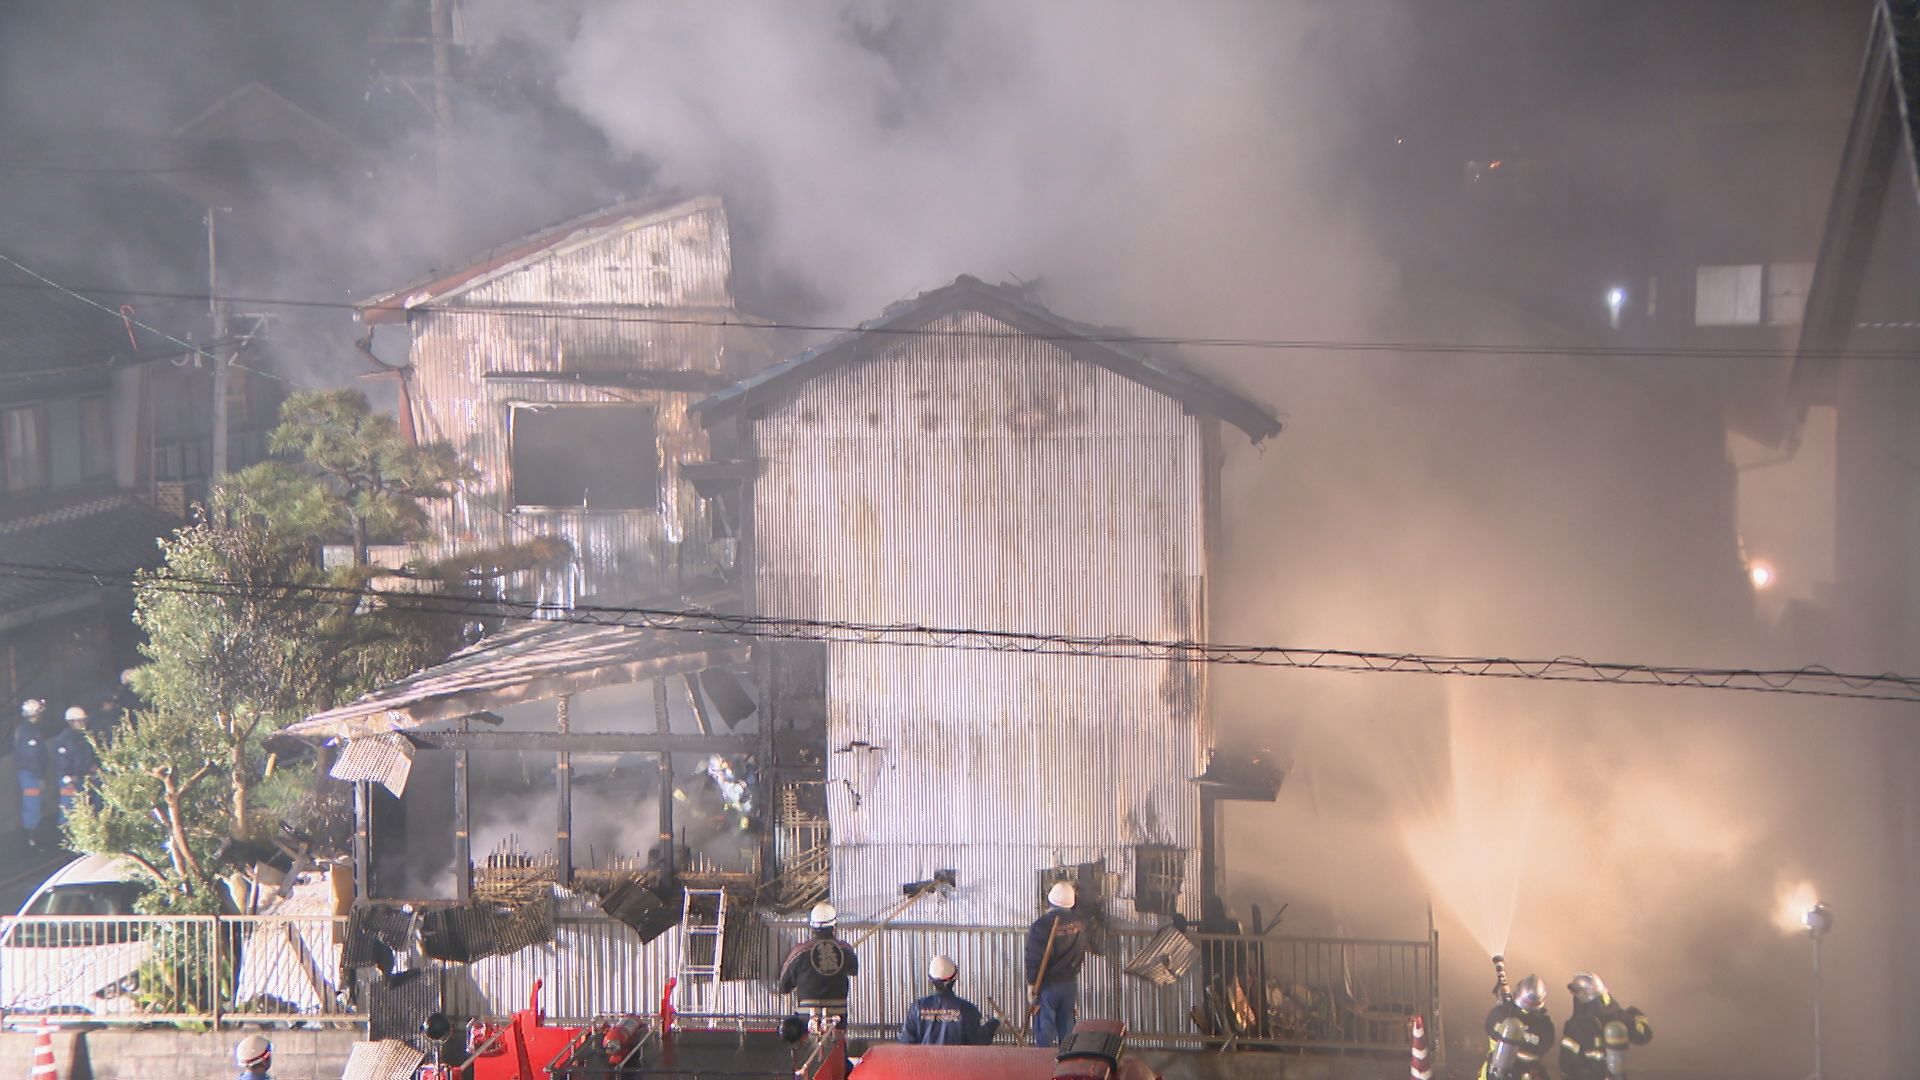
[
  {"left": 0, "top": 277, "right": 1912, "bottom": 363},
  {"left": 0, "top": 253, "right": 312, "bottom": 391},
  {"left": 4, "top": 557, "right": 1915, "bottom": 705}
]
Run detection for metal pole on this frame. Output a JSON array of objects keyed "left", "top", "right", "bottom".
[
  {"left": 1811, "top": 932, "right": 1824, "bottom": 1080},
  {"left": 206, "top": 209, "right": 229, "bottom": 482},
  {"left": 211, "top": 912, "right": 224, "bottom": 1029},
  {"left": 429, "top": 0, "right": 455, "bottom": 192}
]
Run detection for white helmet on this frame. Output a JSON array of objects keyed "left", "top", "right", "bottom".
[
  {"left": 809, "top": 902, "right": 838, "bottom": 929},
  {"left": 64, "top": 706, "right": 88, "bottom": 723},
  {"left": 235, "top": 1034, "right": 272, "bottom": 1069},
  {"left": 20, "top": 698, "right": 44, "bottom": 717},
  {"left": 1047, "top": 881, "right": 1077, "bottom": 908},
  {"left": 928, "top": 954, "right": 958, "bottom": 982}
]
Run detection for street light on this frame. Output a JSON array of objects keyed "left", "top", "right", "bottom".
[
  {"left": 1805, "top": 901, "right": 1832, "bottom": 1080},
  {"left": 1606, "top": 286, "right": 1628, "bottom": 329}
]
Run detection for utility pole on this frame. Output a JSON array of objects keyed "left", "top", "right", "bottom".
[
  {"left": 206, "top": 208, "right": 229, "bottom": 483},
  {"left": 428, "top": 0, "right": 455, "bottom": 193}
]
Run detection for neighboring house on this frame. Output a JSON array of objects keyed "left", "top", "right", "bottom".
[
  {"left": 1784, "top": 1, "right": 1920, "bottom": 1062},
  {"left": 695, "top": 275, "right": 1280, "bottom": 926},
  {"left": 0, "top": 259, "right": 186, "bottom": 833}
]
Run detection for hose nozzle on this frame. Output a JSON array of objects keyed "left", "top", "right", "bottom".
[{"left": 1491, "top": 953, "right": 1512, "bottom": 1002}]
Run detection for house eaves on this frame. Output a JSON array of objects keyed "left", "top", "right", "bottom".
[
  {"left": 285, "top": 620, "right": 749, "bottom": 740},
  {"left": 1788, "top": 0, "right": 1920, "bottom": 434},
  {"left": 355, "top": 194, "right": 723, "bottom": 325},
  {"left": 693, "top": 275, "right": 1282, "bottom": 444}
]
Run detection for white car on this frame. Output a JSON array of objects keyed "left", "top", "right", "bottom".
[{"left": 0, "top": 854, "right": 151, "bottom": 1023}]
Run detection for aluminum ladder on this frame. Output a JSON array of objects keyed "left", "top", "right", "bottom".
[{"left": 677, "top": 887, "right": 729, "bottom": 1009}]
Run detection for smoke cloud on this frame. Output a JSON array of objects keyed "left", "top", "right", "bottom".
[{"left": 2, "top": 1, "right": 1902, "bottom": 1075}]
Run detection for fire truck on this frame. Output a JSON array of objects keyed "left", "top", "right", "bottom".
[{"left": 429, "top": 980, "right": 1161, "bottom": 1080}]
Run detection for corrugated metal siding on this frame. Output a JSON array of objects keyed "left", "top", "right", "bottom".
[
  {"left": 460, "top": 204, "right": 734, "bottom": 311},
  {"left": 402, "top": 206, "right": 736, "bottom": 607},
  {"left": 751, "top": 311, "right": 1210, "bottom": 927}
]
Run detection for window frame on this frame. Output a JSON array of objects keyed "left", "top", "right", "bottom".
[
  {"left": 507, "top": 401, "right": 661, "bottom": 512},
  {"left": 1, "top": 401, "right": 50, "bottom": 496},
  {"left": 78, "top": 393, "right": 113, "bottom": 482}
]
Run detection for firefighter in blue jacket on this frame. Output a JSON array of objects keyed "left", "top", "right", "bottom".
[
  {"left": 49, "top": 706, "right": 98, "bottom": 820},
  {"left": 1025, "top": 881, "right": 1088, "bottom": 1048},
  {"left": 900, "top": 955, "right": 1001, "bottom": 1045},
  {"left": 12, "top": 699, "right": 51, "bottom": 848}
]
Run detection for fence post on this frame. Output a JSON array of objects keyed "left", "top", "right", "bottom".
[{"left": 211, "top": 912, "right": 224, "bottom": 1029}]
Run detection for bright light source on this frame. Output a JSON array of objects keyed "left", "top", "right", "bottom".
[
  {"left": 1607, "top": 287, "right": 1626, "bottom": 307},
  {"left": 1750, "top": 561, "right": 1777, "bottom": 590},
  {"left": 1775, "top": 880, "right": 1819, "bottom": 934}
]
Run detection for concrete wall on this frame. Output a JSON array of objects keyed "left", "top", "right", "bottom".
[{"left": 0, "top": 1028, "right": 359, "bottom": 1080}]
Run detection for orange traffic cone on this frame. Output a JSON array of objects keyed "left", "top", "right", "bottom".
[{"left": 29, "top": 1028, "right": 56, "bottom": 1080}]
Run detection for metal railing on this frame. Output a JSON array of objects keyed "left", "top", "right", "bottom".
[
  {"left": 0, "top": 914, "right": 358, "bottom": 1028},
  {"left": 433, "top": 916, "right": 1431, "bottom": 1054},
  {"left": 0, "top": 912, "right": 1432, "bottom": 1055}
]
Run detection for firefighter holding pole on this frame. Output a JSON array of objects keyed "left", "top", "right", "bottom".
[{"left": 1025, "top": 881, "right": 1087, "bottom": 1048}]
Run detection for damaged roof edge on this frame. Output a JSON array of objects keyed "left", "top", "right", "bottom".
[
  {"left": 284, "top": 630, "right": 750, "bottom": 741},
  {"left": 1788, "top": 0, "right": 1920, "bottom": 435},
  {"left": 693, "top": 275, "right": 1282, "bottom": 444},
  {"left": 355, "top": 193, "right": 725, "bottom": 325}
]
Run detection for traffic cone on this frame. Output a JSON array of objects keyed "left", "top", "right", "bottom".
[{"left": 29, "top": 1028, "right": 56, "bottom": 1080}]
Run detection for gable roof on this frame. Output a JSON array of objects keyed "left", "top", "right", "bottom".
[
  {"left": 356, "top": 194, "right": 721, "bottom": 325},
  {"left": 694, "top": 275, "right": 1282, "bottom": 443},
  {"left": 1788, "top": 0, "right": 1920, "bottom": 424},
  {"left": 164, "top": 82, "right": 367, "bottom": 213}
]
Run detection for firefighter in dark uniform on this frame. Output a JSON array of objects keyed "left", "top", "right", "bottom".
[
  {"left": 1480, "top": 974, "right": 1554, "bottom": 1080},
  {"left": 1025, "top": 881, "right": 1089, "bottom": 1048},
  {"left": 777, "top": 903, "right": 860, "bottom": 1023},
  {"left": 899, "top": 954, "right": 1001, "bottom": 1046},
  {"left": 49, "top": 706, "right": 98, "bottom": 820},
  {"left": 12, "top": 699, "right": 51, "bottom": 848},
  {"left": 1559, "top": 971, "right": 1651, "bottom": 1079}
]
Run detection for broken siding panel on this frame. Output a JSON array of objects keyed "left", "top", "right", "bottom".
[
  {"left": 406, "top": 309, "right": 719, "bottom": 607},
  {"left": 751, "top": 311, "right": 1207, "bottom": 925},
  {"left": 460, "top": 204, "right": 734, "bottom": 311}
]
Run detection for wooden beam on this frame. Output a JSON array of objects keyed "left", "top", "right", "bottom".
[
  {"left": 556, "top": 695, "right": 573, "bottom": 884},
  {"left": 453, "top": 744, "right": 471, "bottom": 902},
  {"left": 655, "top": 680, "right": 675, "bottom": 876}
]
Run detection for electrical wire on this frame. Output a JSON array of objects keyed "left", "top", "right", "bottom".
[
  {"left": 0, "top": 276, "right": 1914, "bottom": 362},
  {"left": 0, "top": 253, "right": 305, "bottom": 390},
  {"left": 2, "top": 558, "right": 1914, "bottom": 705}
]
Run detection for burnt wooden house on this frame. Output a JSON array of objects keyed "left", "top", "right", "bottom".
[{"left": 290, "top": 196, "right": 770, "bottom": 904}]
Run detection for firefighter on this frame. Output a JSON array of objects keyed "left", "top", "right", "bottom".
[
  {"left": 12, "top": 699, "right": 51, "bottom": 849},
  {"left": 1026, "top": 881, "right": 1088, "bottom": 1048},
  {"left": 1480, "top": 974, "right": 1554, "bottom": 1080},
  {"left": 900, "top": 954, "right": 1001, "bottom": 1046},
  {"left": 234, "top": 1034, "right": 272, "bottom": 1080},
  {"left": 49, "top": 706, "right": 98, "bottom": 820},
  {"left": 777, "top": 903, "right": 860, "bottom": 1023},
  {"left": 1559, "top": 972, "right": 1651, "bottom": 1079}
]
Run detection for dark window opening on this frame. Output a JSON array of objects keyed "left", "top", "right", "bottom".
[
  {"left": 511, "top": 405, "right": 659, "bottom": 510},
  {"left": 1134, "top": 844, "right": 1185, "bottom": 917}
]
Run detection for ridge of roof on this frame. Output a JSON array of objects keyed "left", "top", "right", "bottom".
[
  {"left": 356, "top": 193, "right": 722, "bottom": 324},
  {"left": 695, "top": 275, "right": 1281, "bottom": 443}
]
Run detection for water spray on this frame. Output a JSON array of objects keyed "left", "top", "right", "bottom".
[{"left": 1490, "top": 953, "right": 1512, "bottom": 1003}]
